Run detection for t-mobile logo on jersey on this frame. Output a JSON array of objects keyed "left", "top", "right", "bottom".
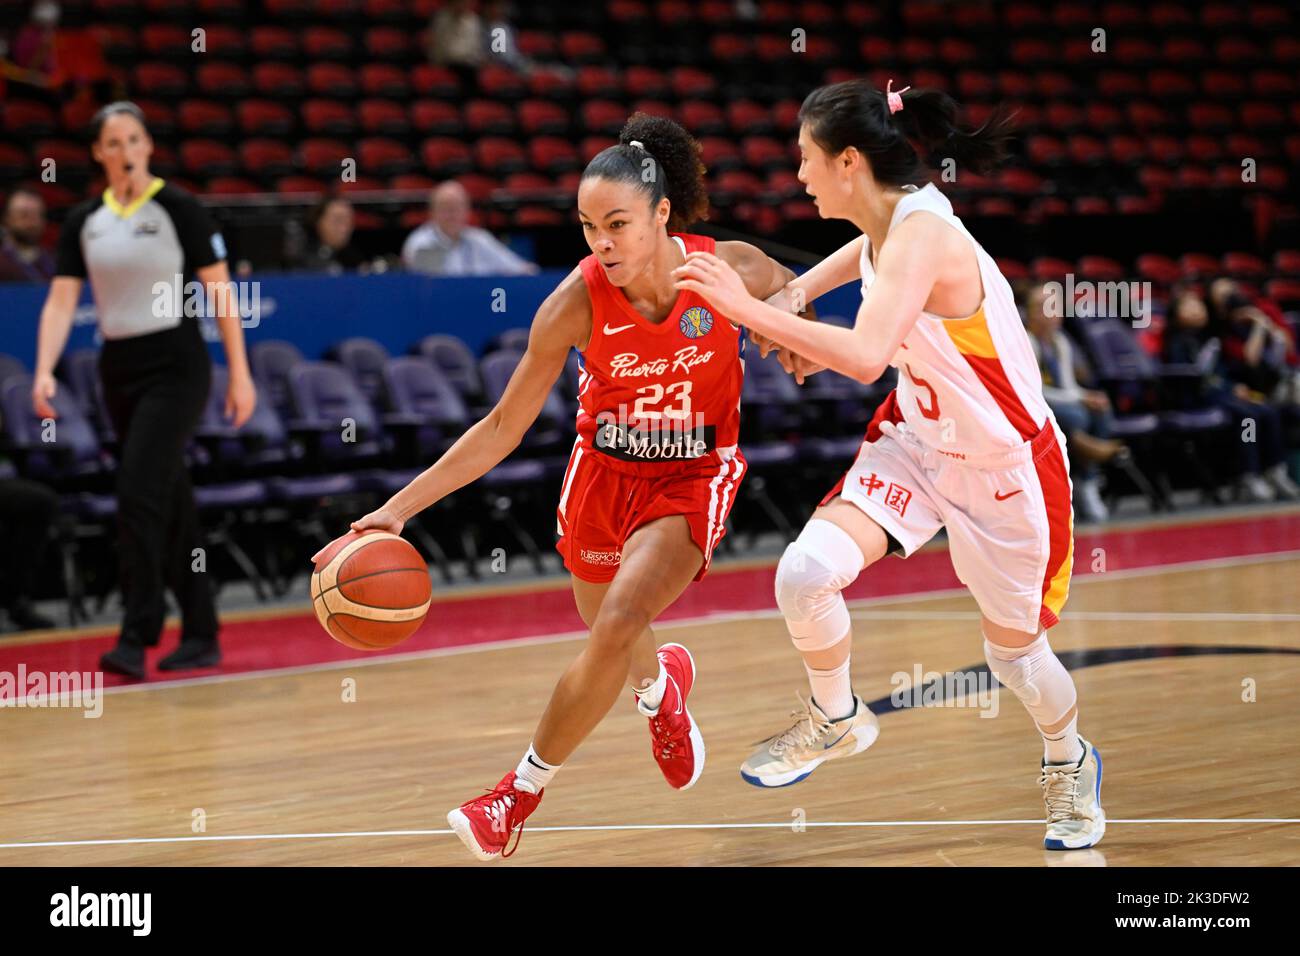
[{"left": 595, "top": 408, "right": 716, "bottom": 463}]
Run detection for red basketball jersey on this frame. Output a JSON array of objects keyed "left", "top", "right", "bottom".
[{"left": 575, "top": 233, "right": 744, "bottom": 475}]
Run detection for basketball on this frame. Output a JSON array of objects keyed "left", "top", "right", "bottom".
[{"left": 310, "top": 531, "right": 433, "bottom": 651}]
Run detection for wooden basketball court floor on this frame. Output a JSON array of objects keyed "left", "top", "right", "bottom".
[{"left": 2, "top": 542, "right": 1298, "bottom": 866}]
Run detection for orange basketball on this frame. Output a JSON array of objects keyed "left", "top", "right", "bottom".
[{"left": 310, "top": 531, "right": 433, "bottom": 650}]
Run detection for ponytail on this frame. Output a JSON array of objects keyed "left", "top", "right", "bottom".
[{"left": 581, "top": 112, "right": 710, "bottom": 231}]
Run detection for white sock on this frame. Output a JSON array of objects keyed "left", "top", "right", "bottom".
[
  {"left": 1042, "top": 718, "right": 1083, "bottom": 765},
  {"left": 514, "top": 744, "right": 559, "bottom": 794},
  {"left": 806, "top": 657, "right": 854, "bottom": 721},
  {"left": 634, "top": 660, "right": 668, "bottom": 716}
]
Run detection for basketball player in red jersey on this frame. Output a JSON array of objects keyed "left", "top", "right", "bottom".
[
  {"left": 316, "top": 114, "right": 811, "bottom": 861},
  {"left": 675, "top": 80, "right": 1105, "bottom": 850}
]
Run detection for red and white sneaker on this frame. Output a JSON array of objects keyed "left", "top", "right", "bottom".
[
  {"left": 446, "top": 772, "right": 543, "bottom": 862},
  {"left": 637, "top": 643, "right": 706, "bottom": 790}
]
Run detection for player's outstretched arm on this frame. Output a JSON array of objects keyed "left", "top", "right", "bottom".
[
  {"left": 715, "top": 241, "right": 825, "bottom": 383},
  {"left": 326, "top": 271, "right": 589, "bottom": 545},
  {"left": 675, "top": 216, "right": 941, "bottom": 384}
]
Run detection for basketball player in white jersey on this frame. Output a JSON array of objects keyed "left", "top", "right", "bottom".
[{"left": 673, "top": 79, "right": 1104, "bottom": 850}]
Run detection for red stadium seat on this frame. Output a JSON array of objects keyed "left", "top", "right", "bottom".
[
  {"left": 195, "top": 62, "right": 250, "bottom": 98},
  {"left": 410, "top": 100, "right": 462, "bottom": 136},
  {"left": 356, "top": 138, "right": 414, "bottom": 177},
  {"left": 1187, "top": 103, "right": 1234, "bottom": 133},
  {"left": 178, "top": 101, "right": 235, "bottom": 136},
  {"left": 579, "top": 137, "right": 617, "bottom": 162},
  {"left": 514, "top": 207, "right": 565, "bottom": 228},
  {"left": 528, "top": 66, "right": 576, "bottom": 99},
  {"left": 297, "top": 138, "right": 352, "bottom": 177},
  {"left": 132, "top": 62, "right": 189, "bottom": 98},
  {"left": 207, "top": 177, "right": 260, "bottom": 196},
  {"left": 975, "top": 197, "right": 1016, "bottom": 217},
  {"left": 678, "top": 101, "right": 726, "bottom": 136},
  {"left": 302, "top": 100, "right": 356, "bottom": 136},
  {"left": 1266, "top": 280, "right": 1300, "bottom": 309},
  {"left": 420, "top": 138, "right": 474, "bottom": 177},
  {"left": 131, "top": 100, "right": 176, "bottom": 138},
  {"left": 713, "top": 170, "right": 763, "bottom": 200},
  {"left": 307, "top": 63, "right": 358, "bottom": 98},
  {"left": 302, "top": 26, "right": 353, "bottom": 60},
  {"left": 518, "top": 100, "right": 569, "bottom": 137},
  {"left": 670, "top": 67, "right": 716, "bottom": 99},
  {"left": 1174, "top": 166, "right": 1213, "bottom": 189},
  {"left": 527, "top": 137, "right": 579, "bottom": 175},
  {"left": 359, "top": 64, "right": 409, "bottom": 99},
  {"left": 1031, "top": 257, "right": 1073, "bottom": 281},
  {"left": 474, "top": 138, "right": 527, "bottom": 176},
  {"left": 1179, "top": 253, "right": 1221, "bottom": 278},
  {"left": 1108, "top": 134, "right": 1146, "bottom": 165},
  {"left": 1273, "top": 251, "right": 1300, "bottom": 274},
  {"left": 581, "top": 100, "right": 625, "bottom": 137},
  {"left": 180, "top": 139, "right": 238, "bottom": 178},
  {"left": 140, "top": 24, "right": 190, "bottom": 58},
  {"left": 699, "top": 137, "right": 741, "bottom": 172},
  {"left": 625, "top": 65, "right": 670, "bottom": 99},
  {"left": 252, "top": 63, "right": 306, "bottom": 98},
  {"left": 610, "top": 0, "right": 651, "bottom": 23},
  {"left": 364, "top": 27, "right": 411, "bottom": 61},
  {"left": 411, "top": 65, "right": 461, "bottom": 98},
  {"left": 2, "top": 100, "right": 58, "bottom": 138},
  {"left": 1136, "top": 254, "right": 1181, "bottom": 285},
  {"left": 33, "top": 139, "right": 91, "bottom": 179},
  {"left": 240, "top": 139, "right": 295, "bottom": 181},
  {"left": 464, "top": 100, "right": 515, "bottom": 136},
  {"left": 709, "top": 35, "right": 752, "bottom": 65},
  {"left": 250, "top": 26, "right": 299, "bottom": 60},
  {"left": 516, "top": 30, "right": 558, "bottom": 59},
  {"left": 576, "top": 66, "right": 624, "bottom": 100},
  {"left": 1026, "top": 135, "right": 1065, "bottom": 165},
  {"left": 358, "top": 99, "right": 410, "bottom": 136},
  {"left": 996, "top": 258, "right": 1029, "bottom": 281},
  {"left": 1077, "top": 256, "right": 1126, "bottom": 280},
  {"left": 237, "top": 100, "right": 293, "bottom": 137},
  {"left": 1240, "top": 103, "right": 1286, "bottom": 132},
  {"left": 560, "top": 32, "right": 606, "bottom": 64},
  {"left": 1221, "top": 253, "right": 1267, "bottom": 277},
  {"left": 1201, "top": 68, "right": 1248, "bottom": 100},
  {"left": 478, "top": 65, "right": 527, "bottom": 99},
  {"left": 741, "top": 136, "right": 786, "bottom": 172},
  {"left": 276, "top": 176, "right": 327, "bottom": 195}
]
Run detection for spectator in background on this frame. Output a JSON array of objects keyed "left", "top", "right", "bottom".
[
  {"left": 402, "top": 181, "right": 538, "bottom": 277},
  {"left": 429, "top": 0, "right": 484, "bottom": 76},
  {"left": 0, "top": 187, "right": 56, "bottom": 282},
  {"left": 1025, "top": 284, "right": 1125, "bottom": 521},
  {"left": 1164, "top": 289, "right": 1299, "bottom": 501},
  {"left": 1208, "top": 277, "right": 1298, "bottom": 404},
  {"left": 11, "top": 0, "right": 60, "bottom": 80},
  {"left": 288, "top": 196, "right": 368, "bottom": 275}
]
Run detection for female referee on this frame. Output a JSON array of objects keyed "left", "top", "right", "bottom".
[
  {"left": 674, "top": 80, "right": 1106, "bottom": 850},
  {"left": 32, "top": 101, "right": 256, "bottom": 679},
  {"left": 320, "top": 113, "right": 807, "bottom": 861}
]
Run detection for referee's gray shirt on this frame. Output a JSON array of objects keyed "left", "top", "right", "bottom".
[{"left": 55, "top": 178, "right": 227, "bottom": 340}]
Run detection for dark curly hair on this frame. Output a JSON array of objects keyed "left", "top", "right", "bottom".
[{"left": 580, "top": 112, "right": 709, "bottom": 231}]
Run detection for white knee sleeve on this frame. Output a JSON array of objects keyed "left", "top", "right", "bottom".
[
  {"left": 983, "top": 632, "right": 1078, "bottom": 729},
  {"left": 775, "top": 519, "right": 865, "bottom": 653}
]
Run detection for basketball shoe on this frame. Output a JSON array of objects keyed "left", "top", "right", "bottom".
[
  {"left": 637, "top": 643, "right": 705, "bottom": 790},
  {"left": 1041, "top": 736, "right": 1105, "bottom": 850},
  {"left": 446, "top": 772, "right": 543, "bottom": 862},
  {"left": 740, "top": 693, "right": 879, "bottom": 787}
]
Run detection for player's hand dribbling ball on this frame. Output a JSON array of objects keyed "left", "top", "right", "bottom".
[{"left": 310, "top": 530, "right": 432, "bottom": 650}]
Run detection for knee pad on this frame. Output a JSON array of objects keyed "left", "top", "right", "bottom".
[
  {"left": 775, "top": 519, "right": 865, "bottom": 653},
  {"left": 983, "top": 632, "right": 1077, "bottom": 728}
]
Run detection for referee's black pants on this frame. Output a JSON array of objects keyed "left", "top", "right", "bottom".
[{"left": 99, "top": 319, "right": 218, "bottom": 650}]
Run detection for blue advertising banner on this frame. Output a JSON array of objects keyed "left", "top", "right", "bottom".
[{"left": 0, "top": 271, "right": 863, "bottom": 368}]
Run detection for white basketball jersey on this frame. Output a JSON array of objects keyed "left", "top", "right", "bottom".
[{"left": 861, "top": 183, "right": 1054, "bottom": 459}]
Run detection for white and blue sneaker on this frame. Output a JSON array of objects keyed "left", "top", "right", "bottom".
[
  {"left": 1041, "top": 736, "right": 1106, "bottom": 850},
  {"left": 740, "top": 693, "right": 879, "bottom": 788}
]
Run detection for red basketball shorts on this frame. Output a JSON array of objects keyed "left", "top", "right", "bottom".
[{"left": 555, "top": 443, "right": 747, "bottom": 584}]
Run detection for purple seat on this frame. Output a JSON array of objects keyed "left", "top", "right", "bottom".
[
  {"left": 0, "top": 374, "right": 110, "bottom": 482},
  {"left": 330, "top": 336, "right": 392, "bottom": 409},
  {"left": 197, "top": 365, "right": 295, "bottom": 472},
  {"left": 415, "top": 334, "right": 483, "bottom": 404},
  {"left": 741, "top": 348, "right": 803, "bottom": 439},
  {"left": 491, "top": 327, "right": 531, "bottom": 352},
  {"left": 382, "top": 356, "right": 470, "bottom": 461},
  {"left": 0, "top": 353, "right": 26, "bottom": 386},
  {"left": 249, "top": 339, "right": 306, "bottom": 419},
  {"left": 59, "top": 349, "right": 116, "bottom": 443},
  {"left": 479, "top": 350, "right": 569, "bottom": 451},
  {"left": 287, "top": 360, "right": 383, "bottom": 463}
]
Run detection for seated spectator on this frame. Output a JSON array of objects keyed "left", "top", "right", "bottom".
[
  {"left": 1025, "top": 284, "right": 1125, "bottom": 521},
  {"left": 402, "top": 181, "right": 538, "bottom": 277},
  {"left": 287, "top": 196, "right": 368, "bottom": 275},
  {"left": 1209, "top": 277, "right": 1299, "bottom": 406},
  {"left": 0, "top": 187, "right": 56, "bottom": 283},
  {"left": 429, "top": 0, "right": 484, "bottom": 76},
  {"left": 1165, "top": 289, "right": 1299, "bottom": 501}
]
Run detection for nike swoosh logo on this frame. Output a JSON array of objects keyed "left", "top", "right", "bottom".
[
  {"left": 994, "top": 489, "right": 1023, "bottom": 500},
  {"left": 823, "top": 727, "right": 851, "bottom": 750},
  {"left": 603, "top": 323, "right": 636, "bottom": 334},
  {"left": 666, "top": 674, "right": 683, "bottom": 715}
]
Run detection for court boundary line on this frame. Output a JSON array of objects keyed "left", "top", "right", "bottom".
[
  {"left": 22, "top": 547, "right": 1300, "bottom": 703},
  {"left": 3, "top": 817, "right": 1299, "bottom": 850}
]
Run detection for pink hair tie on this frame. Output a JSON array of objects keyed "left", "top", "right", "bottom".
[{"left": 886, "top": 79, "right": 911, "bottom": 115}]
